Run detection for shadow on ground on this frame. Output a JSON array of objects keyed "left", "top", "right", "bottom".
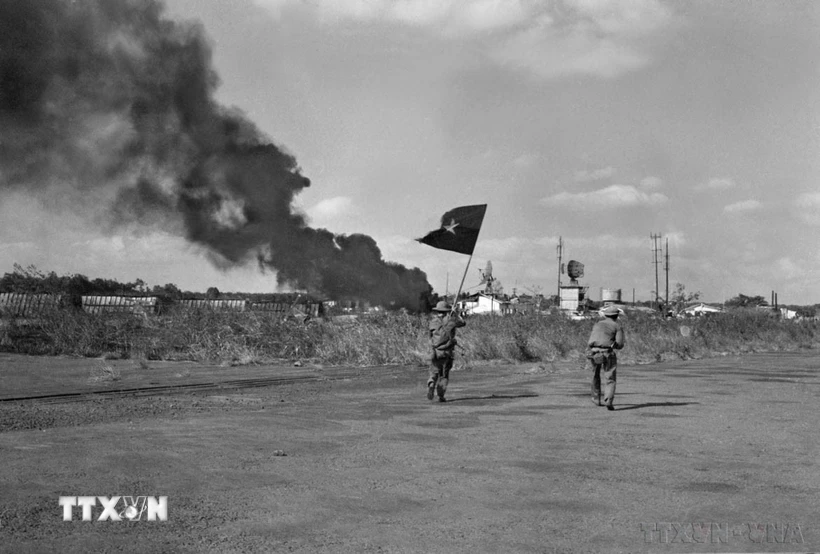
[
  {"left": 614, "top": 401, "right": 699, "bottom": 411},
  {"left": 446, "top": 393, "right": 539, "bottom": 403}
]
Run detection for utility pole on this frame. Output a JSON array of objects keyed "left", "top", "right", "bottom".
[
  {"left": 556, "top": 236, "right": 563, "bottom": 300},
  {"left": 664, "top": 237, "right": 670, "bottom": 316},
  {"left": 650, "top": 233, "right": 662, "bottom": 312}
]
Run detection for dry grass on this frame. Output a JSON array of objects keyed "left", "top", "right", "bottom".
[
  {"left": 87, "top": 361, "right": 122, "bottom": 384},
  {"left": 1, "top": 307, "right": 818, "bottom": 368}
]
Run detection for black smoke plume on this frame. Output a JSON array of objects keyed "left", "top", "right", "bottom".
[{"left": 0, "top": 0, "right": 432, "bottom": 310}]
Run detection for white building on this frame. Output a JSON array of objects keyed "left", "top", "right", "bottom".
[
  {"left": 678, "top": 303, "right": 724, "bottom": 317},
  {"left": 458, "top": 293, "right": 510, "bottom": 316}
]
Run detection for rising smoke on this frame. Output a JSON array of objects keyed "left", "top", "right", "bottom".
[{"left": 0, "top": 0, "right": 432, "bottom": 311}]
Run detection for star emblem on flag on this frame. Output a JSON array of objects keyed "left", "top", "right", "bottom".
[{"left": 416, "top": 204, "right": 487, "bottom": 256}]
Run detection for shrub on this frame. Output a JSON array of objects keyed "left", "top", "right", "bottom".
[{"left": 1, "top": 308, "right": 818, "bottom": 368}]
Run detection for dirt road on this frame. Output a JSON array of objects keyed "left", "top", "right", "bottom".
[{"left": 1, "top": 352, "right": 818, "bottom": 553}]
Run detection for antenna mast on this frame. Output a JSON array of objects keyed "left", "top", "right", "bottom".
[
  {"left": 664, "top": 237, "right": 670, "bottom": 315},
  {"left": 556, "top": 236, "right": 563, "bottom": 299},
  {"left": 650, "top": 233, "right": 662, "bottom": 312}
]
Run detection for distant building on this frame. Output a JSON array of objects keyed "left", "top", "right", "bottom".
[
  {"left": 678, "top": 302, "right": 724, "bottom": 317},
  {"left": 458, "top": 293, "right": 510, "bottom": 316},
  {"left": 559, "top": 285, "right": 588, "bottom": 312}
]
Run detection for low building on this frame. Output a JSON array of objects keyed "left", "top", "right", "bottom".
[
  {"left": 559, "top": 285, "right": 588, "bottom": 312},
  {"left": 678, "top": 302, "right": 724, "bottom": 317},
  {"left": 458, "top": 293, "right": 510, "bottom": 316}
]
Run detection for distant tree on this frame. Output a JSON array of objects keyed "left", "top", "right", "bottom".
[
  {"left": 151, "top": 283, "right": 182, "bottom": 298},
  {"left": 725, "top": 293, "right": 768, "bottom": 308},
  {"left": 671, "top": 283, "right": 702, "bottom": 312},
  {"left": 134, "top": 278, "right": 149, "bottom": 293},
  {"left": 89, "top": 277, "right": 144, "bottom": 295},
  {"left": 206, "top": 287, "right": 221, "bottom": 299},
  {"left": 0, "top": 264, "right": 54, "bottom": 293}
]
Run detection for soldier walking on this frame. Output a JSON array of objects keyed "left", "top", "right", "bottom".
[
  {"left": 427, "top": 300, "right": 466, "bottom": 402},
  {"left": 587, "top": 305, "right": 626, "bottom": 410}
]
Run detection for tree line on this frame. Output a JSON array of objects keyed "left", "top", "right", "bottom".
[{"left": 0, "top": 264, "right": 317, "bottom": 305}]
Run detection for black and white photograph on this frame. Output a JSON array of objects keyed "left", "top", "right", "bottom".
[{"left": 1, "top": 0, "right": 818, "bottom": 552}]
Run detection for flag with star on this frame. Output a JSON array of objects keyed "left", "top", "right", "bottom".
[{"left": 416, "top": 204, "right": 487, "bottom": 255}]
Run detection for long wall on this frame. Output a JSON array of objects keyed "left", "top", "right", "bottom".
[{"left": 0, "top": 293, "right": 322, "bottom": 318}]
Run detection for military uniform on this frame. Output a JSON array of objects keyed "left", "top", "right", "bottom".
[
  {"left": 427, "top": 301, "right": 465, "bottom": 402},
  {"left": 587, "top": 306, "right": 625, "bottom": 410}
]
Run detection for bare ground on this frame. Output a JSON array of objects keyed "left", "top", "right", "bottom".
[{"left": 0, "top": 351, "right": 818, "bottom": 553}]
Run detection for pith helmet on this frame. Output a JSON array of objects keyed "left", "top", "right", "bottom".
[
  {"left": 432, "top": 301, "right": 452, "bottom": 312},
  {"left": 601, "top": 305, "right": 621, "bottom": 317}
]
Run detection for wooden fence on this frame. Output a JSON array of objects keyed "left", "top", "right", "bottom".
[
  {"left": 249, "top": 301, "right": 321, "bottom": 318},
  {"left": 177, "top": 299, "right": 248, "bottom": 311},
  {"left": 81, "top": 296, "right": 159, "bottom": 315},
  {"left": 0, "top": 293, "right": 61, "bottom": 316},
  {"left": 0, "top": 293, "right": 323, "bottom": 318}
]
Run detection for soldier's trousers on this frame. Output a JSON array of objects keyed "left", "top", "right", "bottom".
[
  {"left": 428, "top": 352, "right": 454, "bottom": 398},
  {"left": 591, "top": 352, "right": 617, "bottom": 407}
]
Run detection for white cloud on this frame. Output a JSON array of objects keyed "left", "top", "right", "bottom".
[
  {"left": 795, "top": 192, "right": 820, "bottom": 225},
  {"left": 252, "top": 0, "right": 677, "bottom": 79},
  {"left": 569, "top": 0, "right": 674, "bottom": 36},
  {"left": 308, "top": 196, "right": 354, "bottom": 219},
  {"left": 723, "top": 199, "right": 762, "bottom": 213},
  {"left": 696, "top": 177, "right": 736, "bottom": 191},
  {"left": 639, "top": 176, "right": 663, "bottom": 189},
  {"left": 540, "top": 184, "right": 668, "bottom": 209},
  {"left": 574, "top": 166, "right": 616, "bottom": 182},
  {"left": 304, "top": 196, "right": 365, "bottom": 233},
  {"left": 252, "top": 0, "right": 529, "bottom": 33},
  {"left": 81, "top": 236, "right": 126, "bottom": 253},
  {"left": 492, "top": 23, "right": 648, "bottom": 79}
]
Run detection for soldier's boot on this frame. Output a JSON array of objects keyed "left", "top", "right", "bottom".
[
  {"left": 426, "top": 377, "right": 437, "bottom": 401},
  {"left": 603, "top": 382, "right": 616, "bottom": 411},
  {"left": 591, "top": 370, "right": 602, "bottom": 406},
  {"left": 436, "top": 378, "right": 448, "bottom": 402}
]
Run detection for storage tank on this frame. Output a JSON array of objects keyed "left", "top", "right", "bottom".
[{"left": 601, "top": 288, "right": 622, "bottom": 303}]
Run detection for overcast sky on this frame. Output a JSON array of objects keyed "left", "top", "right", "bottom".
[{"left": 2, "top": 0, "right": 818, "bottom": 304}]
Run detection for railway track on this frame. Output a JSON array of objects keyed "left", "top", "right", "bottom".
[{"left": 0, "top": 366, "right": 411, "bottom": 405}]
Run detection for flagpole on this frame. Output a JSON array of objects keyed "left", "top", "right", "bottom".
[
  {"left": 450, "top": 228, "right": 485, "bottom": 315},
  {"left": 449, "top": 254, "right": 474, "bottom": 315}
]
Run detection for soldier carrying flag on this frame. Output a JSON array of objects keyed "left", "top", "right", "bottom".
[
  {"left": 417, "top": 204, "right": 487, "bottom": 402},
  {"left": 426, "top": 300, "right": 465, "bottom": 402}
]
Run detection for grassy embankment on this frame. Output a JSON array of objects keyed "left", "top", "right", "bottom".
[{"left": 2, "top": 308, "right": 818, "bottom": 368}]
